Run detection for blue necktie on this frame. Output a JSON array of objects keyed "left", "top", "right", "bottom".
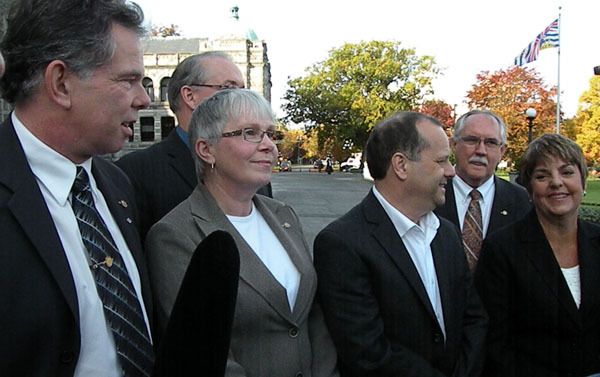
[{"left": 71, "top": 167, "right": 154, "bottom": 376}]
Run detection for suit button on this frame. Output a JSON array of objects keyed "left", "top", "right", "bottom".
[
  {"left": 59, "top": 351, "right": 75, "bottom": 363},
  {"left": 433, "top": 333, "right": 443, "bottom": 344},
  {"left": 289, "top": 327, "right": 299, "bottom": 338}
]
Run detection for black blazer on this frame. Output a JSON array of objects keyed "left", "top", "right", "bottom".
[
  {"left": 314, "top": 190, "right": 488, "bottom": 377},
  {"left": 116, "top": 130, "right": 272, "bottom": 241},
  {"left": 434, "top": 176, "right": 531, "bottom": 237},
  {"left": 475, "top": 210, "right": 600, "bottom": 377},
  {"left": 0, "top": 117, "right": 153, "bottom": 376}
]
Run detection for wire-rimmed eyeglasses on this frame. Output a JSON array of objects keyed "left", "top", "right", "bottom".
[
  {"left": 221, "top": 127, "right": 282, "bottom": 144},
  {"left": 457, "top": 135, "right": 503, "bottom": 149},
  {"left": 188, "top": 83, "right": 243, "bottom": 90}
]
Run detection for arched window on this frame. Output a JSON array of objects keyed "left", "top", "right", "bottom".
[
  {"left": 142, "top": 77, "right": 154, "bottom": 101},
  {"left": 160, "top": 77, "right": 170, "bottom": 102}
]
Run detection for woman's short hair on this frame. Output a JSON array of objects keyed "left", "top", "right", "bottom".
[
  {"left": 188, "top": 89, "right": 275, "bottom": 179},
  {"left": 519, "top": 133, "right": 587, "bottom": 193}
]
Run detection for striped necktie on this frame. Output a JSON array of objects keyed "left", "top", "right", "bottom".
[
  {"left": 462, "top": 189, "right": 483, "bottom": 271},
  {"left": 71, "top": 167, "right": 154, "bottom": 376}
]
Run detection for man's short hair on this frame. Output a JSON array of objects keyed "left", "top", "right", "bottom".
[
  {"left": 366, "top": 111, "right": 443, "bottom": 180},
  {"left": 168, "top": 51, "right": 235, "bottom": 114},
  {"left": 0, "top": 0, "right": 145, "bottom": 104},
  {"left": 453, "top": 110, "right": 507, "bottom": 144}
]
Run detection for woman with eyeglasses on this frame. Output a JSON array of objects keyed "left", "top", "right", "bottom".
[
  {"left": 475, "top": 134, "right": 600, "bottom": 377},
  {"left": 146, "top": 89, "right": 339, "bottom": 377}
]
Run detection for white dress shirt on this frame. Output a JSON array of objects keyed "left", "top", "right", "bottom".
[
  {"left": 453, "top": 175, "right": 495, "bottom": 237},
  {"left": 12, "top": 113, "right": 151, "bottom": 377},
  {"left": 373, "top": 187, "right": 446, "bottom": 337}
]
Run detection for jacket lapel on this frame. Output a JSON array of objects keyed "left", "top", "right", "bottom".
[
  {"left": 436, "top": 178, "right": 460, "bottom": 227},
  {"left": 0, "top": 117, "right": 79, "bottom": 323},
  {"left": 489, "top": 177, "right": 523, "bottom": 231},
  {"left": 521, "top": 212, "right": 581, "bottom": 326},
  {"left": 189, "top": 186, "right": 299, "bottom": 323},
  {"left": 363, "top": 191, "right": 439, "bottom": 322}
]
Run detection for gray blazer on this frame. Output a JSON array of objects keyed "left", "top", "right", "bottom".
[{"left": 146, "top": 184, "right": 339, "bottom": 377}]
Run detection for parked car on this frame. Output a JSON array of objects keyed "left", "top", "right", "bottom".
[
  {"left": 340, "top": 157, "right": 361, "bottom": 172},
  {"left": 279, "top": 160, "right": 292, "bottom": 172}
]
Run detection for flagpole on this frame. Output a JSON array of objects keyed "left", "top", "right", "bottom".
[{"left": 556, "top": 6, "right": 562, "bottom": 133}]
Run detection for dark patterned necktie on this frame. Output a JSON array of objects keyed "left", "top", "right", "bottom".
[
  {"left": 71, "top": 167, "right": 154, "bottom": 376},
  {"left": 462, "top": 189, "right": 483, "bottom": 271}
]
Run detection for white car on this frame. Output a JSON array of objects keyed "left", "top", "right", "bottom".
[{"left": 340, "top": 157, "right": 361, "bottom": 172}]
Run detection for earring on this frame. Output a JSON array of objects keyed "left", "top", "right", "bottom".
[{"left": 211, "top": 163, "right": 215, "bottom": 171}]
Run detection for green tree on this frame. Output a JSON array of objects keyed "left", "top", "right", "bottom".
[
  {"left": 575, "top": 76, "right": 600, "bottom": 166},
  {"left": 466, "top": 66, "right": 557, "bottom": 168},
  {"left": 282, "top": 40, "right": 439, "bottom": 155}
]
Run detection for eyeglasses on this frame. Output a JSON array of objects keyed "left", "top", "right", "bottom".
[
  {"left": 457, "top": 135, "right": 503, "bottom": 149},
  {"left": 221, "top": 127, "right": 282, "bottom": 144},
  {"left": 189, "top": 83, "right": 243, "bottom": 90}
]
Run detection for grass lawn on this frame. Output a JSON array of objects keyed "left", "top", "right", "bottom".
[{"left": 583, "top": 179, "right": 600, "bottom": 206}]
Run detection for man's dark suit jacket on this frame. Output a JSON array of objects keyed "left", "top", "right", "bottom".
[
  {"left": 0, "top": 118, "right": 153, "bottom": 376},
  {"left": 116, "top": 130, "right": 272, "bottom": 240},
  {"left": 434, "top": 176, "right": 531, "bottom": 237},
  {"left": 475, "top": 210, "right": 600, "bottom": 377},
  {"left": 314, "top": 190, "right": 488, "bottom": 377}
]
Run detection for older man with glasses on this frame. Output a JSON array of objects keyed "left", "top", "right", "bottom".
[
  {"left": 117, "top": 51, "right": 272, "bottom": 242},
  {"left": 435, "top": 110, "right": 531, "bottom": 271}
]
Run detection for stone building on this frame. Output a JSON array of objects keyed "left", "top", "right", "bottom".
[{"left": 116, "top": 10, "right": 271, "bottom": 158}]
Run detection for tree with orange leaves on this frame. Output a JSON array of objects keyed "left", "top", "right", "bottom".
[
  {"left": 466, "top": 66, "right": 557, "bottom": 168},
  {"left": 418, "top": 99, "right": 455, "bottom": 136}
]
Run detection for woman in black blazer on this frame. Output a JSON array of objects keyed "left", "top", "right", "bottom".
[{"left": 475, "top": 134, "right": 600, "bottom": 377}]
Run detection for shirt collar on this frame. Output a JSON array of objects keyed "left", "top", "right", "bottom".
[
  {"left": 372, "top": 186, "right": 440, "bottom": 237},
  {"left": 453, "top": 174, "right": 495, "bottom": 204},
  {"left": 12, "top": 112, "right": 93, "bottom": 206}
]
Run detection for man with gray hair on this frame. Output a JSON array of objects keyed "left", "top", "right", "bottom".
[
  {"left": 435, "top": 110, "right": 530, "bottom": 270},
  {"left": 117, "top": 51, "right": 271, "bottom": 241},
  {"left": 0, "top": 0, "right": 154, "bottom": 376}
]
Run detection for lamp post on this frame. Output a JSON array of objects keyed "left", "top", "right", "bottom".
[
  {"left": 525, "top": 108, "right": 537, "bottom": 145},
  {"left": 296, "top": 137, "right": 302, "bottom": 165}
]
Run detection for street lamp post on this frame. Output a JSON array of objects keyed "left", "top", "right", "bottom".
[
  {"left": 296, "top": 137, "right": 302, "bottom": 165},
  {"left": 525, "top": 108, "right": 537, "bottom": 145}
]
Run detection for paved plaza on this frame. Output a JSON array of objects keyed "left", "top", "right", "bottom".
[{"left": 271, "top": 171, "right": 373, "bottom": 250}]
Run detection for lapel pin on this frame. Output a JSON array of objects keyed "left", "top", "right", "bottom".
[
  {"left": 118, "top": 200, "right": 128, "bottom": 208},
  {"left": 91, "top": 256, "right": 113, "bottom": 270},
  {"left": 500, "top": 210, "right": 508, "bottom": 216},
  {"left": 126, "top": 218, "right": 133, "bottom": 224},
  {"left": 282, "top": 222, "right": 291, "bottom": 229}
]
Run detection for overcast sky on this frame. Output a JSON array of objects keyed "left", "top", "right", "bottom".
[{"left": 136, "top": 0, "right": 598, "bottom": 119}]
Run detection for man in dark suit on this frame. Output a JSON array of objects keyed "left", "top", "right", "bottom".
[
  {"left": 435, "top": 110, "right": 530, "bottom": 270},
  {"left": 116, "top": 52, "right": 272, "bottom": 241},
  {"left": 0, "top": 1, "right": 154, "bottom": 376},
  {"left": 314, "top": 112, "right": 488, "bottom": 377}
]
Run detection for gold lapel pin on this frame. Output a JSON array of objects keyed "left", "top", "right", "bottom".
[
  {"left": 118, "top": 200, "right": 128, "bottom": 208},
  {"left": 282, "top": 222, "right": 291, "bottom": 229},
  {"left": 126, "top": 218, "right": 133, "bottom": 224},
  {"left": 500, "top": 210, "right": 508, "bottom": 216},
  {"left": 91, "top": 256, "right": 114, "bottom": 270}
]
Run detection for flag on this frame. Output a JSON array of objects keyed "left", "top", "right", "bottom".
[{"left": 514, "top": 18, "right": 559, "bottom": 66}]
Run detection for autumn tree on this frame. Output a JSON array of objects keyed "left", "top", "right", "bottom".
[
  {"left": 150, "top": 24, "right": 181, "bottom": 38},
  {"left": 417, "top": 99, "right": 455, "bottom": 135},
  {"left": 277, "top": 128, "right": 306, "bottom": 162},
  {"left": 575, "top": 76, "right": 600, "bottom": 166},
  {"left": 466, "top": 66, "right": 557, "bottom": 167},
  {"left": 282, "top": 40, "right": 439, "bottom": 158}
]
